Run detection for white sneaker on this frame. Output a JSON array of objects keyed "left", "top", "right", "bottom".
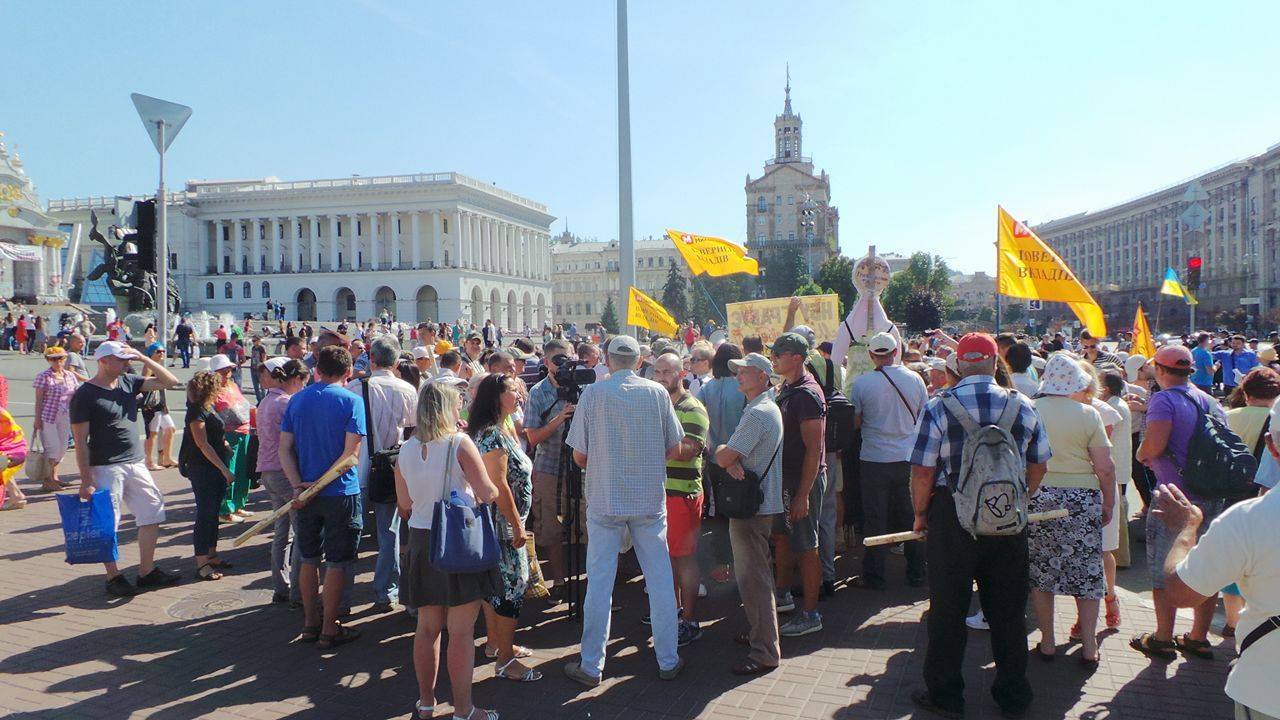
[{"left": 965, "top": 611, "right": 989, "bottom": 631}]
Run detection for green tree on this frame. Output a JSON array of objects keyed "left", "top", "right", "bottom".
[
  {"left": 600, "top": 295, "right": 619, "bottom": 335},
  {"left": 660, "top": 264, "right": 690, "bottom": 322},
  {"left": 976, "top": 306, "right": 994, "bottom": 323},
  {"left": 1004, "top": 303, "right": 1025, "bottom": 323},
  {"left": 691, "top": 274, "right": 754, "bottom": 326},
  {"left": 902, "top": 289, "right": 944, "bottom": 332},
  {"left": 815, "top": 254, "right": 857, "bottom": 316},
  {"left": 883, "top": 252, "right": 953, "bottom": 321},
  {"left": 764, "top": 247, "right": 810, "bottom": 299},
  {"left": 794, "top": 279, "right": 827, "bottom": 297}
]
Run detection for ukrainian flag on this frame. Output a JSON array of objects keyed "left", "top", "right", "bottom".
[{"left": 1160, "top": 267, "right": 1198, "bottom": 305}]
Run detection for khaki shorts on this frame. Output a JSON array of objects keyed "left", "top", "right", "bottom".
[{"left": 530, "top": 470, "right": 587, "bottom": 544}]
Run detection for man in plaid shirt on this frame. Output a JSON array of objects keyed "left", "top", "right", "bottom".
[{"left": 908, "top": 333, "right": 1050, "bottom": 720}]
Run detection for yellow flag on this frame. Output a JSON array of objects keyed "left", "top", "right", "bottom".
[
  {"left": 997, "top": 206, "right": 1106, "bottom": 337},
  {"left": 627, "top": 286, "right": 679, "bottom": 337},
  {"left": 666, "top": 229, "right": 760, "bottom": 277},
  {"left": 1132, "top": 302, "right": 1156, "bottom": 360}
]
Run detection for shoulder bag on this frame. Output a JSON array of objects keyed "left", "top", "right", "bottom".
[
  {"left": 713, "top": 440, "right": 781, "bottom": 519},
  {"left": 429, "top": 436, "right": 501, "bottom": 572},
  {"left": 361, "top": 378, "right": 402, "bottom": 504},
  {"left": 876, "top": 366, "right": 921, "bottom": 424}
]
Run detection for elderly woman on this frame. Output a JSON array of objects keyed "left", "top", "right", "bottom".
[
  {"left": 32, "top": 345, "right": 80, "bottom": 491},
  {"left": 698, "top": 342, "right": 747, "bottom": 583},
  {"left": 1028, "top": 353, "right": 1116, "bottom": 665},
  {"left": 256, "top": 357, "right": 309, "bottom": 604},
  {"left": 210, "top": 354, "right": 254, "bottom": 524}
]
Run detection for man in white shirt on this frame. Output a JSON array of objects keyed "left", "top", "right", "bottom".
[
  {"left": 345, "top": 336, "right": 417, "bottom": 613},
  {"left": 847, "top": 332, "right": 929, "bottom": 590}
]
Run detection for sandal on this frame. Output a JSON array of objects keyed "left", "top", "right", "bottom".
[
  {"left": 454, "top": 707, "right": 499, "bottom": 720},
  {"left": 414, "top": 700, "right": 435, "bottom": 720},
  {"left": 1069, "top": 623, "right": 1082, "bottom": 642},
  {"left": 1030, "top": 645, "right": 1056, "bottom": 662},
  {"left": 1129, "top": 632, "right": 1177, "bottom": 661},
  {"left": 731, "top": 659, "right": 776, "bottom": 676},
  {"left": 196, "top": 563, "right": 223, "bottom": 581},
  {"left": 495, "top": 657, "right": 543, "bottom": 682},
  {"left": 1175, "top": 633, "right": 1214, "bottom": 660},
  {"left": 298, "top": 625, "right": 321, "bottom": 643},
  {"left": 485, "top": 644, "right": 532, "bottom": 659},
  {"left": 1105, "top": 594, "right": 1121, "bottom": 629},
  {"left": 316, "top": 624, "right": 361, "bottom": 650},
  {"left": 206, "top": 557, "right": 234, "bottom": 570},
  {"left": 0, "top": 498, "right": 27, "bottom": 510},
  {"left": 1221, "top": 625, "right": 1236, "bottom": 638}
]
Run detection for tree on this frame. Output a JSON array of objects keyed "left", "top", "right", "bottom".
[
  {"left": 660, "top": 264, "right": 690, "bottom": 323},
  {"left": 883, "top": 252, "right": 953, "bottom": 321},
  {"left": 691, "top": 273, "right": 754, "bottom": 326},
  {"left": 815, "top": 254, "right": 857, "bottom": 316},
  {"left": 1004, "top": 303, "right": 1026, "bottom": 323},
  {"left": 902, "top": 289, "right": 943, "bottom": 332},
  {"left": 600, "top": 295, "right": 619, "bottom": 335},
  {"left": 763, "top": 247, "right": 810, "bottom": 299}
]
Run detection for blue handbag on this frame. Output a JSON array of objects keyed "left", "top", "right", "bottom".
[
  {"left": 429, "top": 436, "right": 501, "bottom": 573},
  {"left": 57, "top": 489, "right": 119, "bottom": 565}
]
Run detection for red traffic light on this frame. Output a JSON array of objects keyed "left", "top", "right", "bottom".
[{"left": 1187, "top": 256, "right": 1203, "bottom": 269}]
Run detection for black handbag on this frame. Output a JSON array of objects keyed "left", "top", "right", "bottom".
[
  {"left": 360, "top": 378, "right": 402, "bottom": 504},
  {"left": 713, "top": 442, "right": 780, "bottom": 519}
]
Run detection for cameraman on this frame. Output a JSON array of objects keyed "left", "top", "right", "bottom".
[{"left": 523, "top": 339, "right": 578, "bottom": 599}]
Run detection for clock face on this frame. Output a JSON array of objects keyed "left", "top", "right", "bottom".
[{"left": 853, "top": 256, "right": 891, "bottom": 295}]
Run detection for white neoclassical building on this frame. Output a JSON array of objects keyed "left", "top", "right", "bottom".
[{"left": 48, "top": 172, "right": 555, "bottom": 328}]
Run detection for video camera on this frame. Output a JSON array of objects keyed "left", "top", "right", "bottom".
[{"left": 540, "top": 357, "right": 596, "bottom": 402}]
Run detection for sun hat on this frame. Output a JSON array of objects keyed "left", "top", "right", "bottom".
[
  {"left": 263, "top": 356, "right": 290, "bottom": 373},
  {"left": 43, "top": 346, "right": 67, "bottom": 359},
  {"left": 208, "top": 354, "right": 235, "bottom": 372},
  {"left": 1037, "top": 352, "right": 1092, "bottom": 396},
  {"left": 411, "top": 346, "right": 432, "bottom": 360}
]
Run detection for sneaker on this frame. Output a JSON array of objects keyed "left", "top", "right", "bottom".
[
  {"left": 136, "top": 567, "right": 181, "bottom": 590},
  {"left": 966, "top": 611, "right": 989, "bottom": 631},
  {"left": 820, "top": 580, "right": 836, "bottom": 599},
  {"left": 563, "top": 662, "right": 601, "bottom": 688},
  {"left": 780, "top": 611, "right": 823, "bottom": 637},
  {"left": 658, "top": 657, "right": 685, "bottom": 681},
  {"left": 677, "top": 621, "right": 703, "bottom": 646},
  {"left": 106, "top": 574, "right": 137, "bottom": 597},
  {"left": 776, "top": 591, "right": 796, "bottom": 614},
  {"left": 642, "top": 607, "right": 683, "bottom": 625}
]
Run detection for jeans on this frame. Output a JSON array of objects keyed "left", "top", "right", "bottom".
[
  {"left": 177, "top": 342, "right": 192, "bottom": 368},
  {"left": 342, "top": 489, "right": 401, "bottom": 606},
  {"left": 189, "top": 464, "right": 227, "bottom": 557},
  {"left": 579, "top": 513, "right": 680, "bottom": 676},
  {"left": 250, "top": 367, "right": 264, "bottom": 402},
  {"left": 818, "top": 452, "right": 842, "bottom": 582},
  {"left": 924, "top": 489, "right": 1032, "bottom": 714},
  {"left": 258, "top": 470, "right": 300, "bottom": 598},
  {"left": 860, "top": 460, "right": 925, "bottom": 585}
]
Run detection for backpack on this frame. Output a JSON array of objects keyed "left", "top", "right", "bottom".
[
  {"left": 812, "top": 357, "right": 855, "bottom": 452},
  {"left": 1169, "top": 389, "right": 1257, "bottom": 500},
  {"left": 939, "top": 390, "right": 1029, "bottom": 538}
]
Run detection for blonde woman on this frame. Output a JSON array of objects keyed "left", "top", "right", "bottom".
[
  {"left": 395, "top": 383, "right": 502, "bottom": 720},
  {"left": 178, "top": 371, "right": 235, "bottom": 580}
]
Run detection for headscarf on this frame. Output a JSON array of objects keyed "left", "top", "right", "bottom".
[{"left": 1037, "top": 352, "right": 1092, "bottom": 397}]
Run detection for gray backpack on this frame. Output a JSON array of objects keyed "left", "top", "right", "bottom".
[{"left": 939, "top": 391, "right": 1029, "bottom": 538}]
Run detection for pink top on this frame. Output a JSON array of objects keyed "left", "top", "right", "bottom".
[
  {"left": 255, "top": 387, "right": 291, "bottom": 473},
  {"left": 213, "top": 382, "right": 252, "bottom": 435},
  {"left": 33, "top": 369, "right": 79, "bottom": 423}
]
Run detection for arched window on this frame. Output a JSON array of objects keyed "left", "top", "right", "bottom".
[
  {"left": 224, "top": 282, "right": 233, "bottom": 299},
  {"left": 243, "top": 282, "right": 252, "bottom": 298},
  {"left": 205, "top": 282, "right": 214, "bottom": 299},
  {"left": 262, "top": 281, "right": 271, "bottom": 298}
]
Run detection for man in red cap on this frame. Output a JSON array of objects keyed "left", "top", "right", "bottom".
[
  {"left": 1132, "top": 343, "right": 1229, "bottom": 662},
  {"left": 909, "top": 333, "right": 1050, "bottom": 718}
]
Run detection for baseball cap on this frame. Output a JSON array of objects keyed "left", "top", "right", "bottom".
[
  {"left": 607, "top": 335, "right": 641, "bottom": 358},
  {"left": 926, "top": 356, "right": 947, "bottom": 371},
  {"left": 868, "top": 332, "right": 898, "bottom": 355},
  {"left": 411, "top": 346, "right": 432, "bottom": 360},
  {"left": 263, "top": 356, "right": 290, "bottom": 373},
  {"left": 145, "top": 342, "right": 165, "bottom": 356},
  {"left": 43, "top": 346, "right": 67, "bottom": 359},
  {"left": 652, "top": 339, "right": 671, "bottom": 355},
  {"left": 510, "top": 338, "right": 536, "bottom": 360},
  {"left": 789, "top": 325, "right": 816, "bottom": 348},
  {"left": 465, "top": 329, "right": 483, "bottom": 341},
  {"left": 771, "top": 332, "right": 811, "bottom": 356},
  {"left": 955, "top": 333, "right": 998, "bottom": 362},
  {"left": 208, "top": 354, "right": 235, "bottom": 372},
  {"left": 729, "top": 352, "right": 774, "bottom": 377},
  {"left": 92, "top": 340, "right": 133, "bottom": 361},
  {"left": 1154, "top": 344, "right": 1193, "bottom": 373}
]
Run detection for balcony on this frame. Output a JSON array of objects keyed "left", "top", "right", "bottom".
[{"left": 764, "top": 155, "right": 812, "bottom": 166}]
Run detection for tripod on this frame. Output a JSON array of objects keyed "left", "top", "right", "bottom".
[{"left": 554, "top": 412, "right": 585, "bottom": 620}]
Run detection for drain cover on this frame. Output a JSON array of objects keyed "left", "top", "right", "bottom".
[{"left": 166, "top": 589, "right": 271, "bottom": 620}]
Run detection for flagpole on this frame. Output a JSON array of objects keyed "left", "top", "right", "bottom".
[
  {"left": 1154, "top": 292, "right": 1164, "bottom": 336},
  {"left": 994, "top": 212, "right": 1002, "bottom": 333},
  {"left": 693, "top": 275, "right": 729, "bottom": 326}
]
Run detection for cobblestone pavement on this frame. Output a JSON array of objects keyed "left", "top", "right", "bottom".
[{"left": 0, "top": 354, "right": 1236, "bottom": 720}]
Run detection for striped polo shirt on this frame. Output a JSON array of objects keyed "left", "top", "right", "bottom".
[{"left": 666, "top": 393, "right": 709, "bottom": 495}]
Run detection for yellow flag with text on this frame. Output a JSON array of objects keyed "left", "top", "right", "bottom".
[
  {"left": 997, "top": 206, "right": 1107, "bottom": 337},
  {"left": 666, "top": 229, "right": 760, "bottom": 277},
  {"left": 1132, "top": 302, "right": 1156, "bottom": 360},
  {"left": 627, "top": 286, "right": 679, "bottom": 337}
]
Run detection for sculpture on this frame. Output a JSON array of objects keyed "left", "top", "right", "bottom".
[{"left": 79, "top": 209, "right": 180, "bottom": 314}]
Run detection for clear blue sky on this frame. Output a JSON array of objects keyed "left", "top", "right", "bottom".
[{"left": 10, "top": 1, "right": 1280, "bottom": 273}]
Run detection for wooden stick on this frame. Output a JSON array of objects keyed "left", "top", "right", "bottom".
[
  {"left": 232, "top": 455, "right": 358, "bottom": 547},
  {"left": 862, "top": 508, "right": 1069, "bottom": 547}
]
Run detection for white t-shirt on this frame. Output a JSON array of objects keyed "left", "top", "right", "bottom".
[
  {"left": 397, "top": 433, "right": 473, "bottom": 529},
  {"left": 1105, "top": 395, "right": 1133, "bottom": 485},
  {"left": 1176, "top": 490, "right": 1280, "bottom": 715},
  {"left": 1012, "top": 371, "right": 1039, "bottom": 397},
  {"left": 848, "top": 364, "right": 929, "bottom": 463}
]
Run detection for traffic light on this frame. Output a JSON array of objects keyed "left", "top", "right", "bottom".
[
  {"left": 1186, "top": 255, "right": 1202, "bottom": 293},
  {"left": 133, "top": 200, "right": 157, "bottom": 273}
]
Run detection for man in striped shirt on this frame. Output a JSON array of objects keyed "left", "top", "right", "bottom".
[{"left": 654, "top": 353, "right": 711, "bottom": 646}]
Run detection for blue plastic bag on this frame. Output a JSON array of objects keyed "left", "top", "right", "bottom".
[{"left": 57, "top": 490, "right": 119, "bottom": 565}]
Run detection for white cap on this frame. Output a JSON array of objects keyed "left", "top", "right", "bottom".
[
  {"left": 868, "top": 332, "right": 898, "bottom": 355},
  {"left": 92, "top": 341, "right": 133, "bottom": 361},
  {"left": 209, "top": 354, "right": 235, "bottom": 372},
  {"left": 263, "top": 356, "right": 290, "bottom": 373},
  {"left": 411, "top": 346, "right": 432, "bottom": 360},
  {"left": 926, "top": 357, "right": 947, "bottom": 371}
]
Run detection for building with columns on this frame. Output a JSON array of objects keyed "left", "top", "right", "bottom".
[
  {"left": 0, "top": 133, "right": 70, "bottom": 302},
  {"left": 48, "top": 172, "right": 555, "bottom": 328},
  {"left": 550, "top": 232, "right": 686, "bottom": 329}
]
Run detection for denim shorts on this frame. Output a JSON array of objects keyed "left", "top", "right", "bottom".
[
  {"left": 1146, "top": 491, "right": 1223, "bottom": 589},
  {"left": 297, "top": 493, "right": 363, "bottom": 568}
]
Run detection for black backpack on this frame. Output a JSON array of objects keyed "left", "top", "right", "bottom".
[
  {"left": 811, "top": 357, "right": 855, "bottom": 452},
  {"left": 1170, "top": 389, "right": 1257, "bottom": 500}
]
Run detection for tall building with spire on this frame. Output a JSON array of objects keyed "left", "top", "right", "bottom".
[{"left": 745, "top": 66, "right": 839, "bottom": 279}]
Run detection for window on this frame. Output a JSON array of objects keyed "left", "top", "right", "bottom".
[
  {"left": 169, "top": 253, "right": 178, "bottom": 270},
  {"left": 757, "top": 233, "right": 765, "bottom": 244},
  {"left": 278, "top": 224, "right": 285, "bottom": 239},
  {"left": 259, "top": 225, "right": 265, "bottom": 240},
  {"left": 337, "top": 222, "right": 343, "bottom": 237},
  {"left": 775, "top": 232, "right": 782, "bottom": 241},
  {"left": 262, "top": 281, "right": 270, "bottom": 298},
  {"left": 776, "top": 195, "right": 782, "bottom": 206},
  {"left": 397, "top": 218, "right": 402, "bottom": 233},
  {"left": 205, "top": 282, "right": 214, "bottom": 299},
  {"left": 585, "top": 303, "right": 592, "bottom": 315},
  {"left": 659, "top": 257, "right": 665, "bottom": 267},
  {"left": 648, "top": 257, "right": 654, "bottom": 267},
  {"left": 787, "top": 195, "right": 794, "bottom": 205},
  {"left": 243, "top": 281, "right": 252, "bottom": 298},
  {"left": 224, "top": 282, "right": 233, "bottom": 299},
  {"left": 443, "top": 218, "right": 449, "bottom": 233},
  {"left": 757, "top": 196, "right": 767, "bottom": 212},
  {"left": 788, "top": 232, "right": 795, "bottom": 241},
  {"left": 756, "top": 216, "right": 765, "bottom": 226}
]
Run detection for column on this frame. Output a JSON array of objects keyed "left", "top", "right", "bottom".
[
  {"left": 410, "top": 211, "right": 422, "bottom": 269},
  {"left": 251, "top": 218, "right": 262, "bottom": 273},
  {"left": 270, "top": 218, "right": 281, "bottom": 272},
  {"left": 349, "top": 214, "right": 361, "bottom": 270},
  {"left": 432, "top": 210, "right": 444, "bottom": 269},
  {"left": 328, "top": 216, "right": 339, "bottom": 271},
  {"left": 473, "top": 214, "right": 483, "bottom": 270},
  {"left": 390, "top": 212, "right": 401, "bottom": 268},
  {"left": 215, "top": 221, "right": 226, "bottom": 274},
  {"left": 454, "top": 210, "right": 465, "bottom": 268},
  {"left": 370, "top": 212, "right": 380, "bottom": 269},
  {"left": 288, "top": 217, "right": 298, "bottom": 272},
  {"left": 231, "top": 219, "right": 242, "bottom": 274},
  {"left": 501, "top": 222, "right": 510, "bottom": 275}
]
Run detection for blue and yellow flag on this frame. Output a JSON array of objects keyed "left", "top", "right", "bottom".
[{"left": 1160, "top": 268, "right": 1198, "bottom": 305}]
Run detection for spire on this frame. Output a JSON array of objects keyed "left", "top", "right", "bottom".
[{"left": 784, "top": 63, "right": 792, "bottom": 115}]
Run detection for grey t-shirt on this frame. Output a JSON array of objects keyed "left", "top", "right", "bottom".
[
  {"left": 726, "top": 393, "right": 785, "bottom": 516},
  {"left": 66, "top": 351, "right": 88, "bottom": 378},
  {"left": 68, "top": 374, "right": 145, "bottom": 466}
]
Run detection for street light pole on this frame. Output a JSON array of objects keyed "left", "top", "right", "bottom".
[
  {"left": 156, "top": 121, "right": 168, "bottom": 349},
  {"left": 617, "top": 0, "right": 635, "bottom": 336}
]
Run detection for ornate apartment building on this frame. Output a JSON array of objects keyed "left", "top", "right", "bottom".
[{"left": 550, "top": 233, "right": 683, "bottom": 329}]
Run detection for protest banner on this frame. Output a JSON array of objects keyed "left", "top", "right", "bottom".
[{"left": 725, "top": 294, "right": 839, "bottom": 348}]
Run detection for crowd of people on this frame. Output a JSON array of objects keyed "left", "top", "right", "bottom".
[{"left": 1, "top": 309, "right": 1277, "bottom": 720}]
